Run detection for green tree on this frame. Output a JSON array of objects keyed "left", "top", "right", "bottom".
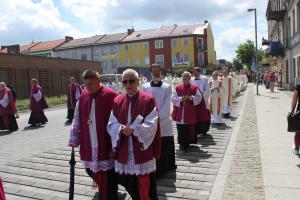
[
  {"left": 236, "top": 40, "right": 264, "bottom": 71},
  {"left": 232, "top": 58, "right": 244, "bottom": 71}
]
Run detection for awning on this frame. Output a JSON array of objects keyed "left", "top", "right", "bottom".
[{"left": 268, "top": 41, "right": 285, "bottom": 57}]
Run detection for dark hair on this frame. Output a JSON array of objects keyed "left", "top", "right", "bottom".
[{"left": 82, "top": 69, "right": 100, "bottom": 80}]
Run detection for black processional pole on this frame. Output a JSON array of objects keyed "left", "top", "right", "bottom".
[{"left": 69, "top": 147, "right": 76, "bottom": 200}]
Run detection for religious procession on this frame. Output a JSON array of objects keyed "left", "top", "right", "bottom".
[
  {"left": 0, "top": 63, "right": 249, "bottom": 200},
  {"left": 64, "top": 64, "right": 248, "bottom": 200}
]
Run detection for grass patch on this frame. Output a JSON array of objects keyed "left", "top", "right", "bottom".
[{"left": 16, "top": 95, "right": 67, "bottom": 112}]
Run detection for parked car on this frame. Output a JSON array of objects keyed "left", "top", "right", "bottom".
[{"left": 100, "top": 74, "right": 122, "bottom": 84}]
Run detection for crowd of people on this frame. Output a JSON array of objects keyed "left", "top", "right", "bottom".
[
  {"left": 67, "top": 65, "right": 248, "bottom": 200},
  {"left": 0, "top": 64, "right": 249, "bottom": 200}
]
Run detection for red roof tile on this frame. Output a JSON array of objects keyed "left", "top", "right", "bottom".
[
  {"left": 20, "top": 42, "right": 40, "bottom": 54},
  {"left": 29, "top": 39, "right": 66, "bottom": 52}
]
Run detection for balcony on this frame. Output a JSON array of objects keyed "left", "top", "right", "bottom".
[{"left": 266, "top": 10, "right": 286, "bottom": 21}]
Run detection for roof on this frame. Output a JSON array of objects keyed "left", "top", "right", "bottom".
[
  {"left": 96, "top": 33, "right": 128, "bottom": 44},
  {"left": 122, "top": 28, "right": 159, "bottom": 42},
  {"left": 57, "top": 35, "right": 105, "bottom": 50},
  {"left": 29, "top": 39, "right": 66, "bottom": 52},
  {"left": 20, "top": 42, "right": 40, "bottom": 54},
  {"left": 0, "top": 48, "right": 7, "bottom": 53},
  {"left": 170, "top": 23, "right": 208, "bottom": 37},
  {"left": 151, "top": 25, "right": 177, "bottom": 38}
]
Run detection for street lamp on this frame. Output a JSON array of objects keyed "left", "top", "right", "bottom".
[{"left": 247, "top": 8, "right": 259, "bottom": 95}]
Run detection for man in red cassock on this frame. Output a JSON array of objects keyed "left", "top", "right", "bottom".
[
  {"left": 66, "top": 76, "right": 82, "bottom": 123},
  {"left": 68, "top": 69, "right": 118, "bottom": 200},
  {"left": 28, "top": 79, "right": 48, "bottom": 126},
  {"left": 0, "top": 82, "right": 18, "bottom": 132},
  {"left": 107, "top": 69, "right": 160, "bottom": 200},
  {"left": 171, "top": 71, "right": 202, "bottom": 151}
]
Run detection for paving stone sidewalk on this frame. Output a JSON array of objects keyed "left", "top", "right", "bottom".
[
  {"left": 222, "top": 85, "right": 265, "bottom": 200},
  {"left": 0, "top": 89, "right": 246, "bottom": 200}
]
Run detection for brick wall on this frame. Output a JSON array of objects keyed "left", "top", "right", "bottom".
[{"left": 0, "top": 53, "right": 101, "bottom": 99}]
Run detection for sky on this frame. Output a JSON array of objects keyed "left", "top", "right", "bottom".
[{"left": 0, "top": 0, "right": 269, "bottom": 61}]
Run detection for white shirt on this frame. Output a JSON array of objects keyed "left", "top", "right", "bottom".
[{"left": 142, "top": 81, "right": 173, "bottom": 137}]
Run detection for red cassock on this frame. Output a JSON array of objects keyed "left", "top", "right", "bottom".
[
  {"left": 0, "top": 87, "right": 17, "bottom": 117},
  {"left": 110, "top": 91, "right": 161, "bottom": 164},
  {"left": 172, "top": 83, "right": 199, "bottom": 124},
  {"left": 78, "top": 87, "right": 116, "bottom": 161},
  {"left": 30, "top": 84, "right": 48, "bottom": 111},
  {"left": 67, "top": 83, "right": 82, "bottom": 109},
  {"left": 0, "top": 177, "right": 6, "bottom": 200}
]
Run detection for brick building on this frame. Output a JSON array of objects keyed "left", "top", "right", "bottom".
[{"left": 0, "top": 53, "right": 100, "bottom": 99}]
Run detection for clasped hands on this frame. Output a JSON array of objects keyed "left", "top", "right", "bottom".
[
  {"left": 181, "top": 95, "right": 191, "bottom": 101},
  {"left": 121, "top": 125, "right": 134, "bottom": 136}
]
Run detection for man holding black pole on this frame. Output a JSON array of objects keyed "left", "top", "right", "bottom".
[{"left": 68, "top": 69, "right": 117, "bottom": 200}]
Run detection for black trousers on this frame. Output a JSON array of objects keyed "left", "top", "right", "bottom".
[
  {"left": 196, "top": 121, "right": 210, "bottom": 135},
  {"left": 156, "top": 136, "right": 177, "bottom": 177},
  {"left": 118, "top": 172, "right": 158, "bottom": 200},
  {"left": 67, "top": 108, "right": 75, "bottom": 121},
  {"left": 176, "top": 124, "right": 191, "bottom": 148},
  {"left": 0, "top": 114, "right": 18, "bottom": 132}
]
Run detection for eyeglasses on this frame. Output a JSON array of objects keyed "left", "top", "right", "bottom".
[{"left": 122, "top": 79, "right": 136, "bottom": 85}]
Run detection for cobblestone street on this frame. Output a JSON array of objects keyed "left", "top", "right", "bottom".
[{"left": 1, "top": 84, "right": 300, "bottom": 200}]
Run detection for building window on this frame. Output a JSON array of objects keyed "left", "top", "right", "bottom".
[
  {"left": 124, "top": 57, "right": 130, "bottom": 66},
  {"left": 134, "top": 43, "right": 139, "bottom": 51},
  {"left": 183, "top": 38, "right": 189, "bottom": 47},
  {"left": 134, "top": 57, "right": 140, "bottom": 65},
  {"left": 183, "top": 54, "right": 189, "bottom": 62},
  {"left": 298, "top": 2, "right": 300, "bottom": 32},
  {"left": 155, "top": 40, "right": 163, "bottom": 49},
  {"left": 124, "top": 44, "right": 129, "bottom": 51},
  {"left": 155, "top": 55, "right": 164, "bottom": 66},
  {"left": 292, "top": 9, "right": 296, "bottom": 35},
  {"left": 81, "top": 54, "right": 87, "bottom": 61},
  {"left": 197, "top": 38, "right": 204, "bottom": 50},
  {"left": 144, "top": 42, "right": 149, "bottom": 51},
  {"left": 198, "top": 53, "right": 205, "bottom": 66},
  {"left": 171, "top": 39, "right": 177, "bottom": 48},
  {"left": 144, "top": 56, "right": 150, "bottom": 65},
  {"left": 110, "top": 46, "right": 116, "bottom": 54},
  {"left": 297, "top": 56, "right": 300, "bottom": 77},
  {"left": 71, "top": 50, "right": 77, "bottom": 58}
]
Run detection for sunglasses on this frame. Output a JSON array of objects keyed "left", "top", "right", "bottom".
[{"left": 122, "top": 79, "right": 136, "bottom": 85}]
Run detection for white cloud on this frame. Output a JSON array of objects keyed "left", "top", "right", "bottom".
[
  {"left": 0, "top": 0, "right": 269, "bottom": 60},
  {"left": 0, "top": 0, "right": 84, "bottom": 45},
  {"left": 215, "top": 27, "right": 253, "bottom": 61}
]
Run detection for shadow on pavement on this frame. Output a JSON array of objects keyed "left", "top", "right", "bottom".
[
  {"left": 198, "top": 134, "right": 216, "bottom": 147},
  {"left": 211, "top": 123, "right": 231, "bottom": 130},
  {"left": 175, "top": 146, "right": 213, "bottom": 163},
  {"left": 0, "top": 130, "right": 12, "bottom": 136},
  {"left": 23, "top": 125, "right": 45, "bottom": 131},
  {"left": 157, "top": 172, "right": 177, "bottom": 196},
  {"left": 92, "top": 192, "right": 128, "bottom": 200}
]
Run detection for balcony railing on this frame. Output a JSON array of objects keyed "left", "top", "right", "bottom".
[{"left": 266, "top": 10, "right": 286, "bottom": 21}]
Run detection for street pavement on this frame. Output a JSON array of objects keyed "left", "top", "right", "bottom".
[{"left": 1, "top": 83, "right": 298, "bottom": 200}]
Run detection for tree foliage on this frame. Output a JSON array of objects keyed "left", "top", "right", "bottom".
[
  {"left": 232, "top": 58, "right": 244, "bottom": 71},
  {"left": 236, "top": 40, "right": 264, "bottom": 71}
]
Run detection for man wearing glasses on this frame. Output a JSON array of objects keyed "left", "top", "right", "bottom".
[{"left": 107, "top": 69, "right": 160, "bottom": 200}]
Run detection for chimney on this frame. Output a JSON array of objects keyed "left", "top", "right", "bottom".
[
  {"left": 65, "top": 36, "right": 73, "bottom": 42},
  {"left": 127, "top": 28, "right": 135, "bottom": 35}
]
